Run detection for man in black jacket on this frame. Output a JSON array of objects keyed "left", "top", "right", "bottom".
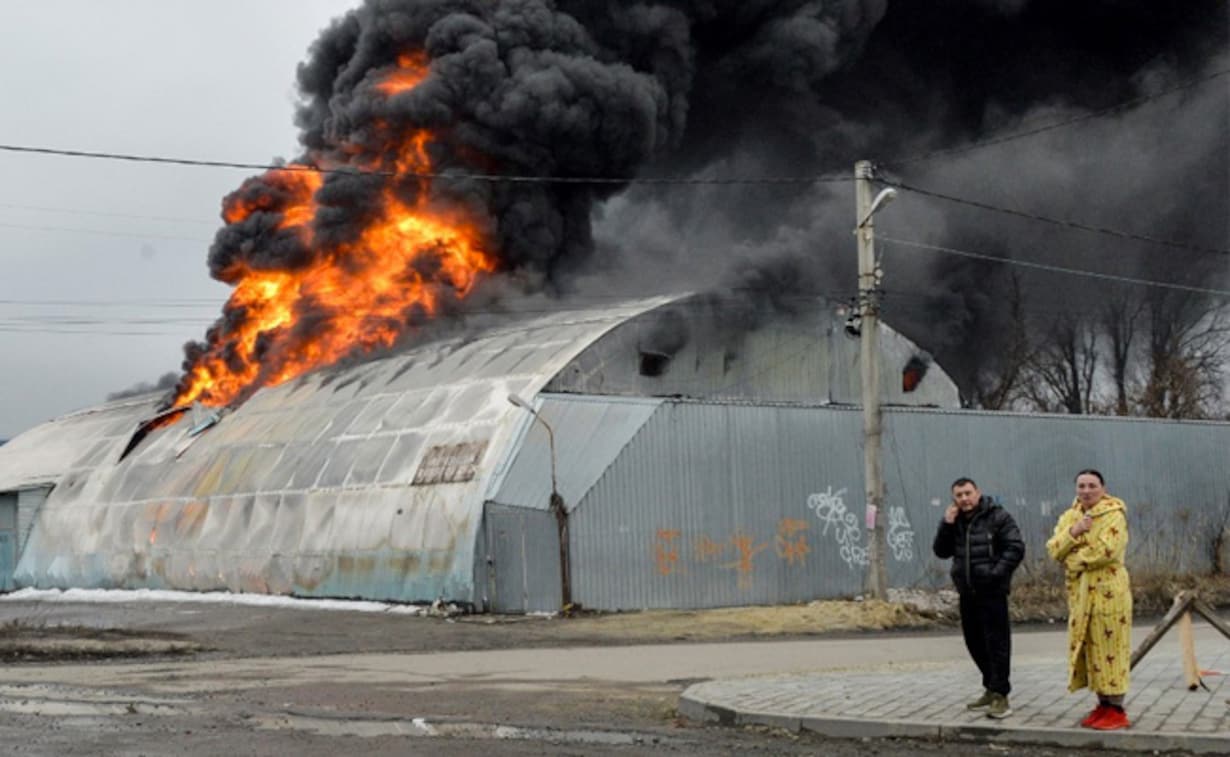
[{"left": 933, "top": 477, "right": 1025, "bottom": 719}]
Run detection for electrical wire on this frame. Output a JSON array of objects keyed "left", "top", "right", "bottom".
[
  {"left": 882, "top": 67, "right": 1230, "bottom": 168},
  {"left": 0, "top": 202, "right": 217, "bottom": 225},
  {"left": 878, "top": 235, "right": 1230, "bottom": 299},
  {"left": 0, "top": 143, "right": 851, "bottom": 186},
  {"left": 0, "top": 222, "right": 207, "bottom": 244},
  {"left": 0, "top": 298, "right": 220, "bottom": 307},
  {"left": 879, "top": 178, "right": 1230, "bottom": 256}
]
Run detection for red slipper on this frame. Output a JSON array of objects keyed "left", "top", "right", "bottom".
[
  {"left": 1080, "top": 704, "right": 1108, "bottom": 728},
  {"left": 1090, "top": 706, "right": 1130, "bottom": 730}
]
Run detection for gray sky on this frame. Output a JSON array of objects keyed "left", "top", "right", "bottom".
[{"left": 0, "top": 1, "right": 354, "bottom": 439}]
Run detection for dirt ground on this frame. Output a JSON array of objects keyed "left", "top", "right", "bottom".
[
  {"left": 0, "top": 594, "right": 945, "bottom": 662},
  {"left": 4, "top": 573, "right": 1229, "bottom": 661}
]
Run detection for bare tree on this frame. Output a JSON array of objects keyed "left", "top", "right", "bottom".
[
  {"left": 968, "top": 273, "right": 1033, "bottom": 410},
  {"left": 1137, "top": 291, "right": 1230, "bottom": 419},
  {"left": 1101, "top": 295, "right": 1144, "bottom": 416},
  {"left": 1022, "top": 312, "right": 1099, "bottom": 414}
]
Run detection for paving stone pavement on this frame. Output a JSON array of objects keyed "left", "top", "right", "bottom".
[{"left": 680, "top": 646, "right": 1230, "bottom": 753}]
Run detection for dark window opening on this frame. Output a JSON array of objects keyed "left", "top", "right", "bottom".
[{"left": 639, "top": 350, "right": 670, "bottom": 377}]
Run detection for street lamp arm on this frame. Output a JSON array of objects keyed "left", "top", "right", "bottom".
[
  {"left": 856, "top": 187, "right": 898, "bottom": 228},
  {"left": 507, "top": 393, "right": 559, "bottom": 498}
]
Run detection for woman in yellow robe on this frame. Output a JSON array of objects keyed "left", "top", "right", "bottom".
[{"left": 1045, "top": 469, "right": 1132, "bottom": 731}]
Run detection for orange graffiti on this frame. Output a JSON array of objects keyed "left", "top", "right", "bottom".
[
  {"left": 723, "top": 532, "right": 770, "bottom": 588},
  {"left": 775, "top": 518, "right": 810, "bottom": 565},
  {"left": 654, "top": 529, "right": 681, "bottom": 576},
  {"left": 693, "top": 535, "right": 730, "bottom": 563}
]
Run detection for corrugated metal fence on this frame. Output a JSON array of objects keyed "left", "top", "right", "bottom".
[{"left": 561, "top": 401, "right": 1230, "bottom": 611}]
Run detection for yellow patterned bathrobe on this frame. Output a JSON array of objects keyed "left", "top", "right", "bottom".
[{"left": 1045, "top": 496, "right": 1132, "bottom": 695}]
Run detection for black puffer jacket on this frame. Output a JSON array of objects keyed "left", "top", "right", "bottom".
[{"left": 932, "top": 496, "right": 1025, "bottom": 595}]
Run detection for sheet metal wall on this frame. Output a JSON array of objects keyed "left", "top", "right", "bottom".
[{"left": 566, "top": 402, "right": 1230, "bottom": 611}]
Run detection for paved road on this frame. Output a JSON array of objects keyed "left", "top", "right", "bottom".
[{"left": 1, "top": 603, "right": 1226, "bottom": 755}]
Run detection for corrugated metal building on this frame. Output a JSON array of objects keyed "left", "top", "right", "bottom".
[{"left": 0, "top": 294, "right": 1225, "bottom": 611}]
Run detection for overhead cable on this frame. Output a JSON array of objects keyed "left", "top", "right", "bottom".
[
  {"left": 880, "top": 179, "right": 1230, "bottom": 256},
  {"left": 879, "top": 235, "right": 1230, "bottom": 299},
  {"left": 0, "top": 222, "right": 207, "bottom": 244},
  {"left": 0, "top": 143, "right": 850, "bottom": 186}
]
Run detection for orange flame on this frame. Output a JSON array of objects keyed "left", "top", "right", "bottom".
[
  {"left": 375, "top": 51, "right": 429, "bottom": 96},
  {"left": 174, "top": 52, "right": 496, "bottom": 409}
]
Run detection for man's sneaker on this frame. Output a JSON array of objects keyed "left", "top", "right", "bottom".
[
  {"left": 1080, "top": 704, "right": 1109, "bottom": 728},
  {"left": 1090, "top": 706, "right": 1130, "bottom": 731},
  {"left": 986, "top": 693, "right": 1013, "bottom": 719},
  {"left": 966, "top": 690, "right": 995, "bottom": 710}
]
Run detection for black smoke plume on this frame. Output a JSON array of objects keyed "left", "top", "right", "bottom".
[{"left": 183, "top": 0, "right": 1228, "bottom": 406}]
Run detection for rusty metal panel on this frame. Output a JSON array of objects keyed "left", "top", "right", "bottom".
[{"left": 412, "top": 441, "right": 489, "bottom": 485}]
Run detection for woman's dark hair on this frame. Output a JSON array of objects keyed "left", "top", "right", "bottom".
[{"left": 1075, "top": 468, "right": 1105, "bottom": 485}]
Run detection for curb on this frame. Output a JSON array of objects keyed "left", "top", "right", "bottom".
[{"left": 679, "top": 688, "right": 1230, "bottom": 755}]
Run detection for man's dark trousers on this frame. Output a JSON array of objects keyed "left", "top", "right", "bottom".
[{"left": 959, "top": 591, "right": 1011, "bottom": 696}]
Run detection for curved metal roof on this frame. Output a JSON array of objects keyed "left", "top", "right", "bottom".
[{"left": 4, "top": 296, "right": 676, "bottom": 602}]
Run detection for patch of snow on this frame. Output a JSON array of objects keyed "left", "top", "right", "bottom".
[{"left": 0, "top": 587, "right": 430, "bottom": 615}]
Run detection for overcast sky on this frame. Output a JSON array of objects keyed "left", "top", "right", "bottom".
[{"left": 0, "top": 1, "right": 355, "bottom": 439}]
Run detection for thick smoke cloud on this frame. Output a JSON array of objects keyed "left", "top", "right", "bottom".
[{"left": 182, "top": 0, "right": 1227, "bottom": 405}]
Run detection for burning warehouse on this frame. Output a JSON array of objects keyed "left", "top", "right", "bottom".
[
  {"left": 1, "top": 2, "right": 1227, "bottom": 608},
  {"left": 0, "top": 293, "right": 958, "bottom": 610}
]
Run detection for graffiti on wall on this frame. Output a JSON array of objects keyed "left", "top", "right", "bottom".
[
  {"left": 805, "top": 486, "right": 867, "bottom": 569},
  {"left": 651, "top": 492, "right": 918, "bottom": 586},
  {"left": 652, "top": 518, "right": 813, "bottom": 588},
  {"left": 653, "top": 528, "right": 681, "bottom": 576},
  {"left": 886, "top": 506, "right": 915, "bottom": 562},
  {"left": 802, "top": 487, "right": 917, "bottom": 569}
]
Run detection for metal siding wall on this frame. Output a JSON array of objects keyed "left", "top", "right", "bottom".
[
  {"left": 882, "top": 410, "right": 1230, "bottom": 582},
  {"left": 16, "top": 486, "right": 50, "bottom": 554},
  {"left": 573, "top": 403, "right": 1230, "bottom": 610},
  {"left": 0, "top": 492, "right": 15, "bottom": 531},
  {"left": 573, "top": 403, "right": 867, "bottom": 610}
]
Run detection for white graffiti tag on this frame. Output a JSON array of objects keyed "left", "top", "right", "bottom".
[
  {"left": 886, "top": 506, "right": 915, "bottom": 562},
  {"left": 806, "top": 487, "right": 868, "bottom": 569}
]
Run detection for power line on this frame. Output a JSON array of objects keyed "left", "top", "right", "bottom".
[
  {"left": 882, "top": 66, "right": 1230, "bottom": 168},
  {"left": 0, "top": 143, "right": 851, "bottom": 186},
  {"left": 0, "top": 298, "right": 220, "bottom": 307},
  {"left": 880, "top": 178, "right": 1230, "bottom": 256},
  {"left": 0, "top": 202, "right": 217, "bottom": 225},
  {"left": 0, "top": 222, "right": 207, "bottom": 244},
  {"left": 879, "top": 234, "right": 1230, "bottom": 299}
]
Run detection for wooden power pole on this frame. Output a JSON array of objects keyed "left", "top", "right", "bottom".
[{"left": 855, "top": 160, "right": 889, "bottom": 600}]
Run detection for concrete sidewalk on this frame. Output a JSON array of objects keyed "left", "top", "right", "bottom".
[{"left": 680, "top": 645, "right": 1230, "bottom": 753}]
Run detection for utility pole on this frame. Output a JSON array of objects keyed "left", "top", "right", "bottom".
[{"left": 855, "top": 160, "right": 888, "bottom": 600}]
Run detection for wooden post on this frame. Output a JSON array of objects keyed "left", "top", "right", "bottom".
[
  {"left": 1131, "top": 590, "right": 1229, "bottom": 688},
  {"left": 1130, "top": 590, "right": 1193, "bottom": 669},
  {"left": 1178, "top": 610, "right": 1202, "bottom": 690}
]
